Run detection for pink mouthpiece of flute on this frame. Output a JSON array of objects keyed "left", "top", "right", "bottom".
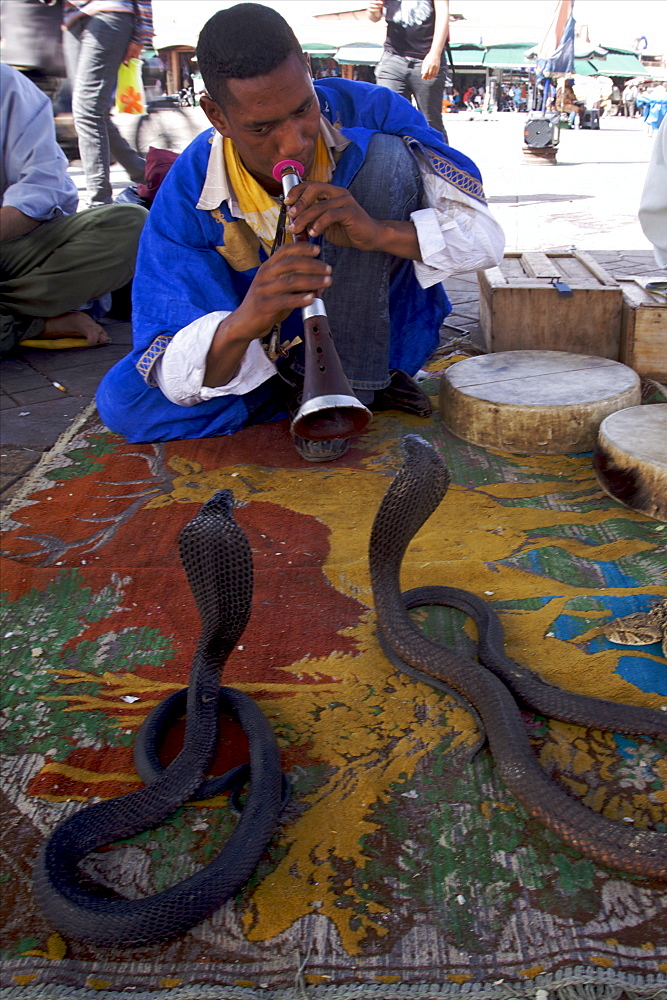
[{"left": 272, "top": 159, "right": 304, "bottom": 183}]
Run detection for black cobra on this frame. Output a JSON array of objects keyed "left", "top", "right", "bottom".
[
  {"left": 33, "top": 491, "right": 285, "bottom": 948},
  {"left": 370, "top": 435, "right": 667, "bottom": 880}
]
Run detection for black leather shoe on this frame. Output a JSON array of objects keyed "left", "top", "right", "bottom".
[{"left": 371, "top": 369, "right": 432, "bottom": 418}]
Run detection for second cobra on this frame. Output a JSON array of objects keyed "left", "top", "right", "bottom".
[{"left": 370, "top": 435, "right": 667, "bottom": 880}]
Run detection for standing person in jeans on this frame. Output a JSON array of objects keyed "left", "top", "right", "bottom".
[
  {"left": 63, "top": 1, "right": 153, "bottom": 206},
  {"left": 368, "top": 1, "right": 450, "bottom": 140}
]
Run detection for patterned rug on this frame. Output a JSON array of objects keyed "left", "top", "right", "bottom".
[{"left": 1, "top": 365, "right": 666, "bottom": 1000}]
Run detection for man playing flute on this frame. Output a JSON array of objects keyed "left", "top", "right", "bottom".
[{"left": 97, "top": 2, "right": 503, "bottom": 461}]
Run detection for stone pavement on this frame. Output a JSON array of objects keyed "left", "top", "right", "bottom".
[{"left": 1, "top": 111, "right": 664, "bottom": 502}]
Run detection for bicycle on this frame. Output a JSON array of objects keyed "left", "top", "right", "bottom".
[{"left": 133, "top": 89, "right": 200, "bottom": 156}]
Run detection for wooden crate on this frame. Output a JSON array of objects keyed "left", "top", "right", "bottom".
[
  {"left": 478, "top": 251, "right": 623, "bottom": 358},
  {"left": 618, "top": 279, "right": 667, "bottom": 381}
]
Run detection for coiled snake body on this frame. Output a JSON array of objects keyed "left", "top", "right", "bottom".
[
  {"left": 370, "top": 435, "right": 667, "bottom": 880},
  {"left": 34, "top": 440, "right": 666, "bottom": 948},
  {"left": 34, "top": 491, "right": 284, "bottom": 947}
]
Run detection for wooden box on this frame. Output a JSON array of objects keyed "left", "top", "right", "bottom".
[
  {"left": 618, "top": 279, "right": 667, "bottom": 381},
  {"left": 478, "top": 251, "right": 623, "bottom": 359}
]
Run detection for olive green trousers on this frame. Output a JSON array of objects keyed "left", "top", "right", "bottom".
[{"left": 0, "top": 203, "right": 147, "bottom": 353}]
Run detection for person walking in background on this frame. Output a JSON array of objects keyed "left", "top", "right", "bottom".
[
  {"left": 368, "top": 1, "right": 450, "bottom": 140},
  {"left": 63, "top": 0, "right": 153, "bottom": 206}
]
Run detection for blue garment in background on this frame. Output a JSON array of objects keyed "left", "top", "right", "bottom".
[{"left": 0, "top": 63, "right": 79, "bottom": 221}]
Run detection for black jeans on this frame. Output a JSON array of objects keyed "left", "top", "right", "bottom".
[{"left": 375, "top": 51, "right": 449, "bottom": 140}]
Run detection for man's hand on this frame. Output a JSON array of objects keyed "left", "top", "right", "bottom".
[
  {"left": 123, "top": 41, "right": 143, "bottom": 65},
  {"left": 367, "top": 0, "right": 384, "bottom": 22},
  {"left": 238, "top": 241, "right": 332, "bottom": 333},
  {"left": 0, "top": 206, "right": 41, "bottom": 242},
  {"left": 284, "top": 180, "right": 422, "bottom": 261},
  {"left": 285, "top": 180, "right": 384, "bottom": 251},
  {"left": 422, "top": 0, "right": 449, "bottom": 80},
  {"left": 203, "top": 242, "right": 331, "bottom": 388},
  {"left": 421, "top": 51, "right": 441, "bottom": 80}
]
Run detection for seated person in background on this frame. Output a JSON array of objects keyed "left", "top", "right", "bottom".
[
  {"left": 558, "top": 79, "right": 584, "bottom": 128},
  {"left": 96, "top": 2, "right": 504, "bottom": 461},
  {"left": 0, "top": 63, "right": 147, "bottom": 355}
]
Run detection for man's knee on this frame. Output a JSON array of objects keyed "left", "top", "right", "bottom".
[
  {"left": 113, "top": 204, "right": 148, "bottom": 244},
  {"left": 352, "top": 134, "right": 421, "bottom": 219},
  {"left": 69, "top": 205, "right": 147, "bottom": 290},
  {"left": 79, "top": 204, "right": 148, "bottom": 257},
  {"left": 83, "top": 203, "right": 148, "bottom": 236},
  {"left": 366, "top": 132, "right": 416, "bottom": 168}
]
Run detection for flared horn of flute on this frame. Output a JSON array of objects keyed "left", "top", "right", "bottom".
[
  {"left": 273, "top": 160, "right": 372, "bottom": 443},
  {"left": 292, "top": 298, "right": 372, "bottom": 441}
]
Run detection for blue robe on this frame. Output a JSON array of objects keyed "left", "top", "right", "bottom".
[{"left": 97, "top": 78, "right": 487, "bottom": 443}]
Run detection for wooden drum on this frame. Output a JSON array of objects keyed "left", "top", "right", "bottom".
[
  {"left": 593, "top": 404, "right": 667, "bottom": 522},
  {"left": 440, "top": 351, "right": 641, "bottom": 455}
]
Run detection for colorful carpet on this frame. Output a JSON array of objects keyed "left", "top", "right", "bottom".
[{"left": 1, "top": 368, "right": 666, "bottom": 1000}]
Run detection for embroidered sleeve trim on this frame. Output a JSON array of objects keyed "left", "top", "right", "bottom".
[
  {"left": 136, "top": 334, "right": 173, "bottom": 386},
  {"left": 404, "top": 136, "right": 487, "bottom": 205}
]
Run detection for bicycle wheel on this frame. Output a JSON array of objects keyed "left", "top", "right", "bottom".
[{"left": 134, "top": 108, "right": 197, "bottom": 155}]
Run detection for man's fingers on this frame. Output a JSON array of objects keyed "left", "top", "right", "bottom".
[
  {"left": 274, "top": 269, "right": 331, "bottom": 291},
  {"left": 261, "top": 243, "right": 328, "bottom": 272},
  {"left": 250, "top": 247, "right": 332, "bottom": 318},
  {"left": 261, "top": 251, "right": 331, "bottom": 283},
  {"left": 252, "top": 288, "right": 319, "bottom": 318},
  {"left": 284, "top": 180, "right": 347, "bottom": 212},
  {"left": 245, "top": 230, "right": 333, "bottom": 329},
  {"left": 278, "top": 239, "right": 322, "bottom": 251},
  {"left": 287, "top": 195, "right": 353, "bottom": 235},
  {"left": 268, "top": 241, "right": 328, "bottom": 268},
  {"left": 283, "top": 182, "right": 371, "bottom": 238},
  {"left": 261, "top": 265, "right": 332, "bottom": 294}
]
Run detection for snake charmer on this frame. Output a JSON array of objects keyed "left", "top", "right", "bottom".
[{"left": 96, "top": 1, "right": 504, "bottom": 461}]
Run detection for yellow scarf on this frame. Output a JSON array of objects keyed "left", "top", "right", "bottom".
[{"left": 223, "top": 134, "right": 332, "bottom": 251}]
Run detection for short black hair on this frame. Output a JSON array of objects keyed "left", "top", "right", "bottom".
[{"left": 196, "top": 3, "right": 305, "bottom": 109}]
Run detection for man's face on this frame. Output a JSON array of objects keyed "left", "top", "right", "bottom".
[{"left": 200, "top": 52, "right": 322, "bottom": 195}]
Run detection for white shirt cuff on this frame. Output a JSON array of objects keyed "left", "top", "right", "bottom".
[
  {"left": 410, "top": 204, "right": 505, "bottom": 289},
  {"left": 153, "top": 311, "right": 277, "bottom": 406}
]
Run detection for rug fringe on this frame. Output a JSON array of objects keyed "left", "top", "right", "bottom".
[
  {"left": 552, "top": 985, "right": 624, "bottom": 998},
  {"left": 1, "top": 965, "right": 666, "bottom": 1000}
]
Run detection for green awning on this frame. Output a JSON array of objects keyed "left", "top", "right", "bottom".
[
  {"left": 583, "top": 50, "right": 651, "bottom": 78},
  {"left": 449, "top": 43, "right": 485, "bottom": 51},
  {"left": 482, "top": 43, "right": 536, "bottom": 69},
  {"left": 574, "top": 59, "right": 599, "bottom": 77},
  {"left": 334, "top": 43, "right": 383, "bottom": 66},
  {"left": 301, "top": 42, "right": 337, "bottom": 58},
  {"left": 448, "top": 42, "right": 486, "bottom": 68}
]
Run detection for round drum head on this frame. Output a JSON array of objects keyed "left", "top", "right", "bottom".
[{"left": 440, "top": 350, "right": 641, "bottom": 455}]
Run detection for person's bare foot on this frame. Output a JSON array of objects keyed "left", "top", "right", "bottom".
[{"left": 43, "top": 312, "right": 110, "bottom": 346}]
